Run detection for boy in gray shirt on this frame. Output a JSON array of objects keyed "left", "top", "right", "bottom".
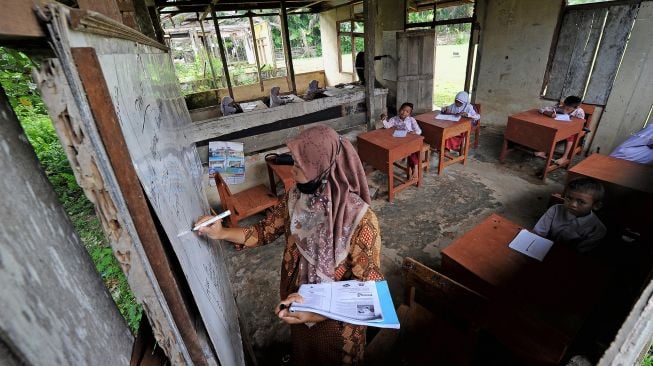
[{"left": 533, "top": 177, "right": 606, "bottom": 253}]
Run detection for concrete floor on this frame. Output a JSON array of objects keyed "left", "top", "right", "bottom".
[{"left": 221, "top": 126, "right": 584, "bottom": 364}]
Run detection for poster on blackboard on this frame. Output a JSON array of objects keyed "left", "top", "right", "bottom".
[{"left": 208, "top": 141, "right": 245, "bottom": 185}]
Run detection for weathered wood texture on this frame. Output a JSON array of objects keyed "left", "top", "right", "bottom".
[
  {"left": 0, "top": 0, "right": 45, "bottom": 40},
  {"left": 77, "top": 0, "right": 122, "bottom": 23},
  {"left": 395, "top": 30, "right": 434, "bottom": 114},
  {"left": 186, "top": 88, "right": 388, "bottom": 144},
  {"left": 544, "top": 3, "right": 639, "bottom": 105},
  {"left": 35, "top": 58, "right": 194, "bottom": 365},
  {"left": 590, "top": 1, "right": 652, "bottom": 154},
  {"left": 584, "top": 4, "right": 640, "bottom": 104},
  {"left": 43, "top": 4, "right": 245, "bottom": 364},
  {"left": 0, "top": 87, "right": 133, "bottom": 365}
]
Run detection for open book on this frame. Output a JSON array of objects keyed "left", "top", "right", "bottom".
[
  {"left": 508, "top": 229, "right": 554, "bottom": 261},
  {"left": 289, "top": 280, "right": 400, "bottom": 329}
]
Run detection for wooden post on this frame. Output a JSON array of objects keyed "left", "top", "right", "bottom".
[
  {"left": 197, "top": 13, "right": 219, "bottom": 89},
  {"left": 464, "top": 4, "right": 478, "bottom": 93},
  {"left": 0, "top": 86, "right": 133, "bottom": 365},
  {"left": 364, "top": 0, "right": 376, "bottom": 130},
  {"left": 148, "top": 5, "right": 165, "bottom": 44},
  {"left": 248, "top": 13, "right": 265, "bottom": 92},
  {"left": 211, "top": 5, "right": 234, "bottom": 99},
  {"left": 280, "top": 1, "right": 297, "bottom": 94}
]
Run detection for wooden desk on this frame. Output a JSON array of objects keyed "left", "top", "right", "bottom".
[
  {"left": 567, "top": 153, "right": 653, "bottom": 238},
  {"left": 239, "top": 100, "right": 267, "bottom": 112},
  {"left": 441, "top": 213, "right": 604, "bottom": 364},
  {"left": 414, "top": 111, "right": 472, "bottom": 175},
  {"left": 265, "top": 159, "right": 295, "bottom": 196},
  {"left": 357, "top": 128, "right": 423, "bottom": 202},
  {"left": 499, "top": 109, "right": 584, "bottom": 180}
]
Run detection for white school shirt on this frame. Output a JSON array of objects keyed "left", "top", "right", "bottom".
[
  {"left": 533, "top": 204, "right": 606, "bottom": 253},
  {"left": 383, "top": 116, "right": 422, "bottom": 135}
]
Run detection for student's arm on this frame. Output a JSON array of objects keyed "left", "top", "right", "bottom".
[
  {"left": 466, "top": 105, "right": 480, "bottom": 120},
  {"left": 382, "top": 116, "right": 394, "bottom": 129},
  {"left": 410, "top": 117, "right": 422, "bottom": 135},
  {"left": 533, "top": 205, "right": 557, "bottom": 238},
  {"left": 539, "top": 106, "right": 556, "bottom": 117}
]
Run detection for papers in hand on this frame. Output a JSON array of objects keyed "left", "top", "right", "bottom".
[
  {"left": 392, "top": 129, "right": 408, "bottom": 138},
  {"left": 435, "top": 114, "right": 461, "bottom": 122},
  {"left": 289, "top": 280, "right": 400, "bottom": 329},
  {"left": 554, "top": 114, "right": 571, "bottom": 121},
  {"left": 508, "top": 229, "right": 554, "bottom": 261}
]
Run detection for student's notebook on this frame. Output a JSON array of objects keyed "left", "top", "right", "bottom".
[{"left": 508, "top": 229, "right": 554, "bottom": 261}]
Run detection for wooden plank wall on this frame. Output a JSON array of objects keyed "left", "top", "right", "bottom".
[{"left": 544, "top": 3, "right": 639, "bottom": 104}]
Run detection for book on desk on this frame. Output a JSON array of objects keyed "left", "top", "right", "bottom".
[{"left": 508, "top": 229, "right": 554, "bottom": 261}]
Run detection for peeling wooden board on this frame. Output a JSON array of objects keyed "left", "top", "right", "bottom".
[
  {"left": 36, "top": 55, "right": 193, "bottom": 366},
  {"left": 561, "top": 8, "right": 606, "bottom": 98},
  {"left": 1, "top": 77, "right": 133, "bottom": 366},
  {"left": 544, "top": 10, "right": 581, "bottom": 100},
  {"left": 42, "top": 4, "right": 244, "bottom": 365},
  {"left": 584, "top": 4, "right": 639, "bottom": 105}
]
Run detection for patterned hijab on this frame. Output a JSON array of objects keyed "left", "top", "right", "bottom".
[{"left": 286, "top": 126, "right": 371, "bottom": 284}]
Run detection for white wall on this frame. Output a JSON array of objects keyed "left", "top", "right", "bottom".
[{"left": 473, "top": 0, "right": 563, "bottom": 126}]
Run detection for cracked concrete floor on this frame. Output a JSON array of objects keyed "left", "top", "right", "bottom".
[{"left": 220, "top": 126, "right": 585, "bottom": 364}]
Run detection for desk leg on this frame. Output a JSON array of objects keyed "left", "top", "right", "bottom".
[
  {"left": 566, "top": 133, "right": 581, "bottom": 166},
  {"left": 462, "top": 131, "right": 471, "bottom": 166},
  {"left": 417, "top": 145, "right": 423, "bottom": 187},
  {"left": 499, "top": 138, "right": 509, "bottom": 162},
  {"left": 388, "top": 160, "right": 394, "bottom": 202},
  {"left": 439, "top": 139, "right": 446, "bottom": 175},
  {"left": 266, "top": 165, "right": 277, "bottom": 196},
  {"left": 541, "top": 143, "right": 556, "bottom": 181}
]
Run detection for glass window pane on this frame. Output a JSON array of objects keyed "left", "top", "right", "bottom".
[
  {"left": 353, "top": 21, "right": 364, "bottom": 33},
  {"left": 339, "top": 35, "right": 353, "bottom": 73},
  {"left": 339, "top": 21, "right": 352, "bottom": 32}
]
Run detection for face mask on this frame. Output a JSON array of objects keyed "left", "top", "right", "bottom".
[{"left": 296, "top": 177, "right": 324, "bottom": 195}]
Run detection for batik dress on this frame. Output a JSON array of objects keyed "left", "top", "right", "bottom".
[{"left": 246, "top": 194, "right": 384, "bottom": 365}]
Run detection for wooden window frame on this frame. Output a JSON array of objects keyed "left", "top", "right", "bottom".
[{"left": 336, "top": 19, "right": 364, "bottom": 74}]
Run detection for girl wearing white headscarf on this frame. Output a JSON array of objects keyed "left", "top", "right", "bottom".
[{"left": 442, "top": 91, "right": 480, "bottom": 152}]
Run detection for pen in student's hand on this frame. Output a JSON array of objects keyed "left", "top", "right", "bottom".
[{"left": 526, "top": 239, "right": 536, "bottom": 252}]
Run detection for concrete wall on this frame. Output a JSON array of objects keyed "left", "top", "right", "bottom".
[
  {"left": 473, "top": 0, "right": 563, "bottom": 126},
  {"left": 375, "top": 0, "right": 406, "bottom": 113},
  {"left": 590, "top": 1, "right": 653, "bottom": 154},
  {"left": 320, "top": 7, "right": 358, "bottom": 86}
]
